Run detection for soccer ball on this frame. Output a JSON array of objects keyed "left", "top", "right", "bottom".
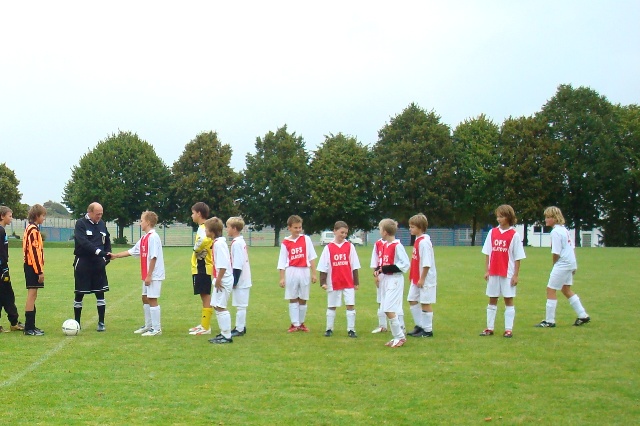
[{"left": 62, "top": 319, "right": 80, "bottom": 336}]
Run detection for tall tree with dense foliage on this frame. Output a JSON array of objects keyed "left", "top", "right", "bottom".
[
  {"left": 63, "top": 131, "right": 172, "bottom": 240},
  {"left": 307, "top": 133, "right": 374, "bottom": 234},
  {"left": 453, "top": 114, "right": 501, "bottom": 245},
  {"left": 600, "top": 104, "right": 640, "bottom": 246},
  {"left": 497, "top": 115, "right": 560, "bottom": 245},
  {"left": 0, "top": 163, "right": 27, "bottom": 218},
  {"left": 240, "top": 125, "right": 310, "bottom": 245},
  {"left": 539, "top": 84, "right": 617, "bottom": 247},
  {"left": 372, "top": 103, "right": 456, "bottom": 227},
  {"left": 170, "top": 131, "right": 239, "bottom": 224}
]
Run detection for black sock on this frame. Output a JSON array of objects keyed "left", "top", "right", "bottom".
[
  {"left": 97, "top": 305, "right": 106, "bottom": 323},
  {"left": 25, "top": 310, "right": 35, "bottom": 330}
]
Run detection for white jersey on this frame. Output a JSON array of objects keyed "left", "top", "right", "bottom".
[
  {"left": 230, "top": 236, "right": 252, "bottom": 288},
  {"left": 550, "top": 225, "right": 577, "bottom": 270},
  {"left": 481, "top": 226, "right": 526, "bottom": 279},
  {"left": 128, "top": 229, "right": 165, "bottom": 280},
  {"left": 413, "top": 234, "right": 437, "bottom": 287},
  {"left": 213, "top": 237, "right": 233, "bottom": 282},
  {"left": 277, "top": 235, "right": 317, "bottom": 269}
]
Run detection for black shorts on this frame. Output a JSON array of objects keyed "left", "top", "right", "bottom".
[
  {"left": 24, "top": 264, "right": 44, "bottom": 289},
  {"left": 74, "top": 257, "right": 109, "bottom": 294},
  {"left": 193, "top": 274, "right": 212, "bottom": 295}
]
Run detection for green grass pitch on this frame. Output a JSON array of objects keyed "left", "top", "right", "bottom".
[{"left": 1, "top": 245, "right": 638, "bottom": 425}]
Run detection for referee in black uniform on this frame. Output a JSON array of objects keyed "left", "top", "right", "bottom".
[{"left": 73, "top": 202, "right": 112, "bottom": 331}]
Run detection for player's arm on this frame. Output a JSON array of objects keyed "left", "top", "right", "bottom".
[
  {"left": 146, "top": 257, "right": 156, "bottom": 285},
  {"left": 320, "top": 272, "right": 327, "bottom": 290},
  {"left": 418, "top": 266, "right": 430, "bottom": 288},
  {"left": 310, "top": 258, "right": 317, "bottom": 283},
  {"left": 511, "top": 259, "right": 520, "bottom": 286},
  {"left": 214, "top": 268, "right": 225, "bottom": 291},
  {"left": 110, "top": 250, "right": 132, "bottom": 259},
  {"left": 233, "top": 269, "right": 242, "bottom": 288},
  {"left": 484, "top": 255, "right": 490, "bottom": 281},
  {"left": 353, "top": 269, "right": 359, "bottom": 289}
]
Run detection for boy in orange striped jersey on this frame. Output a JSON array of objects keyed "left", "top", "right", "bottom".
[{"left": 23, "top": 204, "right": 47, "bottom": 336}]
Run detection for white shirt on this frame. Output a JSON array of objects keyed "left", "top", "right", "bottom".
[
  {"left": 550, "top": 225, "right": 577, "bottom": 270},
  {"left": 128, "top": 229, "right": 165, "bottom": 280},
  {"left": 415, "top": 234, "right": 437, "bottom": 286},
  {"left": 213, "top": 237, "right": 233, "bottom": 280},
  {"left": 230, "top": 236, "right": 252, "bottom": 288}
]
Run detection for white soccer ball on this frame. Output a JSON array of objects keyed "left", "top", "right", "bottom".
[{"left": 62, "top": 319, "right": 80, "bottom": 336}]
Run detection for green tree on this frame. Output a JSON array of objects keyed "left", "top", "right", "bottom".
[
  {"left": 240, "top": 125, "right": 310, "bottom": 246},
  {"left": 539, "top": 84, "right": 617, "bottom": 247},
  {"left": 601, "top": 104, "right": 640, "bottom": 246},
  {"left": 307, "top": 133, "right": 375, "bottom": 234},
  {"left": 0, "top": 163, "right": 26, "bottom": 218},
  {"left": 63, "top": 131, "right": 172, "bottom": 240},
  {"left": 43, "top": 200, "right": 72, "bottom": 218},
  {"left": 372, "top": 103, "right": 456, "bottom": 227},
  {"left": 170, "top": 131, "right": 239, "bottom": 225},
  {"left": 497, "top": 115, "right": 560, "bottom": 245},
  {"left": 453, "top": 114, "right": 501, "bottom": 245}
]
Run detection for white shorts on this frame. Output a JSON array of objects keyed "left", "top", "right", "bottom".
[
  {"left": 379, "top": 274, "right": 404, "bottom": 313},
  {"left": 212, "top": 280, "right": 232, "bottom": 309},
  {"left": 547, "top": 268, "right": 574, "bottom": 290},
  {"left": 407, "top": 284, "right": 436, "bottom": 304},
  {"left": 327, "top": 288, "right": 355, "bottom": 308},
  {"left": 232, "top": 287, "right": 250, "bottom": 308},
  {"left": 141, "top": 280, "right": 162, "bottom": 298},
  {"left": 284, "top": 267, "right": 311, "bottom": 300},
  {"left": 485, "top": 276, "right": 516, "bottom": 298}
]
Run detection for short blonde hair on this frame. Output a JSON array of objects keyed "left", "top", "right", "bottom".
[
  {"left": 226, "top": 216, "right": 245, "bottom": 232},
  {"left": 142, "top": 211, "right": 158, "bottom": 227},
  {"left": 287, "top": 215, "right": 303, "bottom": 227},
  {"left": 409, "top": 214, "right": 428, "bottom": 232},
  {"left": 495, "top": 205, "right": 517, "bottom": 226},
  {"left": 544, "top": 206, "right": 565, "bottom": 225},
  {"left": 379, "top": 218, "right": 397, "bottom": 236},
  {"left": 28, "top": 204, "right": 46, "bottom": 222},
  {"left": 204, "top": 217, "right": 224, "bottom": 238},
  {"left": 334, "top": 221, "right": 348, "bottom": 231}
]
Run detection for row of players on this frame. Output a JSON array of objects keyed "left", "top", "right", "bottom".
[{"left": 0, "top": 203, "right": 590, "bottom": 345}]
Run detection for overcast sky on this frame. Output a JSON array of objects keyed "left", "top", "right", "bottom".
[{"left": 1, "top": 1, "right": 639, "bottom": 206}]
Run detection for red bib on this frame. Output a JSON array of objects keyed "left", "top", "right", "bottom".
[
  {"left": 328, "top": 242, "right": 353, "bottom": 290},
  {"left": 140, "top": 232, "right": 151, "bottom": 280},
  {"left": 381, "top": 241, "right": 399, "bottom": 274},
  {"left": 409, "top": 235, "right": 425, "bottom": 285},
  {"left": 374, "top": 239, "right": 385, "bottom": 268},
  {"left": 283, "top": 237, "right": 307, "bottom": 267},
  {"left": 488, "top": 228, "right": 515, "bottom": 277}
]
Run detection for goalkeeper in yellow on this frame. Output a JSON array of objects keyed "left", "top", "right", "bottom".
[{"left": 187, "top": 202, "right": 214, "bottom": 335}]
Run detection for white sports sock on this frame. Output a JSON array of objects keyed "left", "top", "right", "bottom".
[
  {"left": 217, "top": 310, "right": 232, "bottom": 338},
  {"left": 143, "top": 304, "right": 151, "bottom": 328},
  {"left": 377, "top": 307, "right": 387, "bottom": 328},
  {"left": 150, "top": 305, "right": 161, "bottom": 331},
  {"left": 422, "top": 311, "right": 433, "bottom": 332},
  {"left": 326, "top": 309, "right": 336, "bottom": 330},
  {"left": 546, "top": 299, "right": 558, "bottom": 323},
  {"left": 289, "top": 303, "right": 300, "bottom": 326},
  {"left": 504, "top": 306, "right": 515, "bottom": 331},
  {"left": 346, "top": 309, "right": 356, "bottom": 331},
  {"left": 410, "top": 304, "right": 421, "bottom": 328},
  {"left": 235, "top": 307, "right": 247, "bottom": 331},
  {"left": 568, "top": 294, "right": 588, "bottom": 318},
  {"left": 389, "top": 316, "right": 405, "bottom": 340},
  {"left": 298, "top": 304, "right": 308, "bottom": 324},
  {"left": 487, "top": 305, "right": 497, "bottom": 330},
  {"left": 398, "top": 314, "right": 405, "bottom": 329}
]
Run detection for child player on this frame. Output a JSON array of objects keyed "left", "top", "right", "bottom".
[
  {"left": 277, "top": 215, "right": 317, "bottom": 333},
  {"left": 535, "top": 206, "right": 590, "bottom": 328},
  {"left": 370, "top": 236, "right": 388, "bottom": 333},
  {"left": 205, "top": 217, "right": 235, "bottom": 344},
  {"left": 227, "top": 217, "right": 252, "bottom": 337},
  {"left": 317, "top": 221, "right": 361, "bottom": 338},
  {"left": 479, "top": 205, "right": 526, "bottom": 338},
  {"left": 111, "top": 211, "right": 165, "bottom": 336},
  {"left": 0, "top": 206, "right": 24, "bottom": 332},
  {"left": 406, "top": 213, "right": 437, "bottom": 338},
  {"left": 374, "top": 218, "right": 410, "bottom": 348},
  {"left": 188, "top": 202, "right": 214, "bottom": 336},
  {"left": 23, "top": 204, "right": 46, "bottom": 336}
]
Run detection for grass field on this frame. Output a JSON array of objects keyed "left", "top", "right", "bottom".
[{"left": 1, "top": 244, "right": 638, "bottom": 425}]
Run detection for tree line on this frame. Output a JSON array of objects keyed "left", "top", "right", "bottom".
[{"left": 1, "top": 84, "right": 638, "bottom": 246}]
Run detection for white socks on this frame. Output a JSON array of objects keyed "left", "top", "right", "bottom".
[
  {"left": 487, "top": 304, "right": 497, "bottom": 330},
  {"left": 568, "top": 294, "right": 588, "bottom": 318},
  {"left": 410, "top": 304, "right": 421, "bottom": 328},
  {"left": 235, "top": 306, "right": 247, "bottom": 331},
  {"left": 298, "top": 304, "right": 308, "bottom": 324},
  {"left": 326, "top": 309, "right": 336, "bottom": 330},
  {"left": 150, "top": 305, "right": 161, "bottom": 331},
  {"left": 289, "top": 303, "right": 300, "bottom": 326},
  {"left": 422, "top": 311, "right": 433, "bottom": 332},
  {"left": 143, "top": 304, "right": 151, "bottom": 328},
  {"left": 546, "top": 299, "right": 558, "bottom": 323},
  {"left": 377, "top": 307, "right": 387, "bottom": 328},
  {"left": 346, "top": 309, "right": 356, "bottom": 331},
  {"left": 389, "top": 316, "right": 405, "bottom": 340},
  {"left": 504, "top": 306, "right": 515, "bottom": 331},
  {"left": 216, "top": 310, "right": 232, "bottom": 338}
]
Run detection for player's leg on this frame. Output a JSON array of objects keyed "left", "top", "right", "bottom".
[
  {"left": 481, "top": 277, "right": 499, "bottom": 335},
  {"left": 210, "top": 282, "right": 233, "bottom": 343},
  {"left": 142, "top": 281, "right": 162, "bottom": 336},
  {"left": 562, "top": 279, "right": 590, "bottom": 325},
  {"left": 537, "top": 269, "right": 564, "bottom": 327},
  {"left": 285, "top": 268, "right": 301, "bottom": 330},
  {"left": 325, "top": 290, "right": 338, "bottom": 336},
  {"left": 345, "top": 288, "right": 356, "bottom": 337},
  {"left": 95, "top": 291, "right": 106, "bottom": 331},
  {"left": 297, "top": 268, "right": 310, "bottom": 330},
  {"left": 231, "top": 288, "right": 249, "bottom": 336},
  {"left": 135, "top": 289, "right": 152, "bottom": 334},
  {"left": 417, "top": 285, "right": 436, "bottom": 337},
  {"left": 191, "top": 274, "right": 213, "bottom": 334},
  {"left": 503, "top": 279, "right": 516, "bottom": 337},
  {"left": 382, "top": 276, "right": 405, "bottom": 346}
]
